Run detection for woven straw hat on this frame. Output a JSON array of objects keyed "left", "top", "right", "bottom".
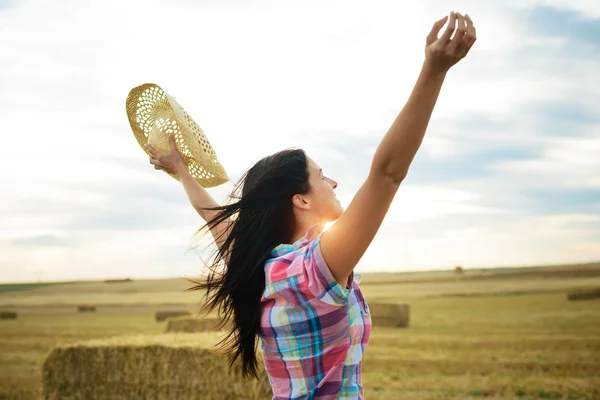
[{"left": 126, "top": 83, "right": 229, "bottom": 188}]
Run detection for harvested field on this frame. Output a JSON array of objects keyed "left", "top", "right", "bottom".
[{"left": 2, "top": 264, "right": 600, "bottom": 399}]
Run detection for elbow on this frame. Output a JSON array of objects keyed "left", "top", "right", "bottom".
[
  {"left": 386, "top": 170, "right": 407, "bottom": 185},
  {"left": 386, "top": 174, "right": 406, "bottom": 186},
  {"left": 371, "top": 157, "right": 409, "bottom": 185},
  {"left": 193, "top": 206, "right": 208, "bottom": 221},
  {"left": 369, "top": 169, "right": 406, "bottom": 189},
  {"left": 371, "top": 163, "right": 408, "bottom": 185}
]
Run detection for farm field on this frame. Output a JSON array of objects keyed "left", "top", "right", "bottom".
[{"left": 1, "top": 263, "right": 599, "bottom": 399}]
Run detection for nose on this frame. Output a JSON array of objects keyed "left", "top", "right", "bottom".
[{"left": 327, "top": 177, "right": 338, "bottom": 189}]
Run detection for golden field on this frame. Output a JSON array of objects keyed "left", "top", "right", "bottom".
[{"left": 1, "top": 263, "right": 599, "bottom": 399}]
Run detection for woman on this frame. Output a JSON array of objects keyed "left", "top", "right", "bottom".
[{"left": 146, "top": 12, "right": 476, "bottom": 399}]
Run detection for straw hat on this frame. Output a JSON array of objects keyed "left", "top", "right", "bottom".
[{"left": 126, "top": 83, "right": 229, "bottom": 188}]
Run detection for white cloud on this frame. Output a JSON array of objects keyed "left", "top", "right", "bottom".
[
  {"left": 381, "top": 185, "right": 508, "bottom": 224},
  {"left": 491, "top": 137, "right": 600, "bottom": 188}
]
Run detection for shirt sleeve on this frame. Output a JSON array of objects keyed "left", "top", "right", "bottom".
[{"left": 300, "top": 234, "right": 351, "bottom": 307}]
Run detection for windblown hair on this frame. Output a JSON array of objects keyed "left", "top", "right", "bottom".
[{"left": 187, "top": 148, "right": 311, "bottom": 378}]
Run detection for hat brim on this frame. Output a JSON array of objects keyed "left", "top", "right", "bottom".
[{"left": 126, "top": 83, "right": 229, "bottom": 188}]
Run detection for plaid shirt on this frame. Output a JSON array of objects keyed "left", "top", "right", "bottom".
[{"left": 260, "top": 224, "right": 372, "bottom": 399}]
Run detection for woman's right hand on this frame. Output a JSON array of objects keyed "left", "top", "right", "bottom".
[
  {"left": 145, "top": 134, "right": 188, "bottom": 179},
  {"left": 424, "top": 12, "right": 477, "bottom": 75}
]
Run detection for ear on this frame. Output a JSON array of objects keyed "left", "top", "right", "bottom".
[{"left": 292, "top": 194, "right": 311, "bottom": 210}]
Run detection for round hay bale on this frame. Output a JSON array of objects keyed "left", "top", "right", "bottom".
[
  {"left": 368, "top": 303, "right": 410, "bottom": 328},
  {"left": 567, "top": 288, "right": 600, "bottom": 301},
  {"left": 155, "top": 310, "right": 190, "bottom": 322},
  {"left": 41, "top": 333, "right": 271, "bottom": 400},
  {"left": 0, "top": 311, "right": 17, "bottom": 320},
  {"left": 164, "top": 316, "right": 228, "bottom": 333},
  {"left": 77, "top": 305, "right": 97, "bottom": 313}
]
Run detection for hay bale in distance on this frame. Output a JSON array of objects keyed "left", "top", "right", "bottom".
[
  {"left": 41, "top": 333, "right": 272, "bottom": 400},
  {"left": 0, "top": 311, "right": 17, "bottom": 320},
  {"left": 567, "top": 288, "right": 600, "bottom": 301},
  {"left": 155, "top": 310, "right": 190, "bottom": 322},
  {"left": 77, "top": 305, "right": 96, "bottom": 313},
  {"left": 104, "top": 278, "right": 133, "bottom": 284},
  {"left": 368, "top": 303, "right": 410, "bottom": 328},
  {"left": 165, "top": 316, "right": 228, "bottom": 333}
]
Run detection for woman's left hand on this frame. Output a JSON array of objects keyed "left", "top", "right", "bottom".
[
  {"left": 424, "top": 12, "right": 477, "bottom": 74},
  {"left": 145, "top": 134, "right": 188, "bottom": 179}
]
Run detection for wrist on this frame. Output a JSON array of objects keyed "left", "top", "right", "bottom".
[
  {"left": 177, "top": 166, "right": 192, "bottom": 180},
  {"left": 421, "top": 59, "right": 448, "bottom": 80}
]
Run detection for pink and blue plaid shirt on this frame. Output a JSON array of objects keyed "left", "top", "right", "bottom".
[{"left": 260, "top": 224, "right": 372, "bottom": 399}]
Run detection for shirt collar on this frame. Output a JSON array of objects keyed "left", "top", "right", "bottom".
[{"left": 269, "top": 224, "right": 321, "bottom": 258}]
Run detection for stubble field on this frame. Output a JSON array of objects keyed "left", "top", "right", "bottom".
[{"left": 1, "top": 263, "right": 599, "bottom": 399}]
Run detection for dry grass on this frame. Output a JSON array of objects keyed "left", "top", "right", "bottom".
[
  {"left": 42, "top": 333, "right": 271, "bottom": 400},
  {"left": 1, "top": 264, "right": 600, "bottom": 399},
  {"left": 0, "top": 278, "right": 198, "bottom": 308},
  {"left": 2, "top": 263, "right": 599, "bottom": 307},
  {"left": 363, "top": 294, "right": 600, "bottom": 400},
  {"left": 0, "top": 309, "right": 161, "bottom": 400}
]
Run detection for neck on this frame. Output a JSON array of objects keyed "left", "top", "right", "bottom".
[{"left": 290, "top": 218, "right": 324, "bottom": 244}]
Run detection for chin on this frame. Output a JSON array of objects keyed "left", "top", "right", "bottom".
[
  {"left": 322, "top": 201, "right": 344, "bottom": 223},
  {"left": 329, "top": 206, "right": 344, "bottom": 221}
]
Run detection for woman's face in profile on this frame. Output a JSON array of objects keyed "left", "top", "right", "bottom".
[{"left": 305, "top": 156, "right": 344, "bottom": 222}]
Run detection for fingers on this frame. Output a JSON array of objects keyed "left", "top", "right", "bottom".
[
  {"left": 144, "top": 143, "right": 160, "bottom": 158},
  {"left": 426, "top": 15, "right": 448, "bottom": 46},
  {"left": 167, "top": 133, "right": 184, "bottom": 158},
  {"left": 168, "top": 133, "right": 177, "bottom": 150},
  {"left": 463, "top": 14, "right": 477, "bottom": 51},
  {"left": 466, "top": 14, "right": 474, "bottom": 37},
  {"left": 448, "top": 13, "right": 467, "bottom": 52},
  {"left": 149, "top": 156, "right": 165, "bottom": 171},
  {"left": 438, "top": 11, "right": 457, "bottom": 46},
  {"left": 149, "top": 156, "right": 160, "bottom": 167}
]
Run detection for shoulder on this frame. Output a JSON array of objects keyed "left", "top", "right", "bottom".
[
  {"left": 265, "top": 245, "right": 307, "bottom": 284},
  {"left": 264, "top": 235, "right": 350, "bottom": 307}
]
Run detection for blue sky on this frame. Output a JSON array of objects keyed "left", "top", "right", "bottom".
[{"left": 1, "top": 0, "right": 598, "bottom": 282}]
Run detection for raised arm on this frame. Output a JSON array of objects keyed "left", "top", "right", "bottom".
[
  {"left": 145, "top": 136, "right": 232, "bottom": 251},
  {"left": 178, "top": 169, "right": 232, "bottom": 247},
  {"left": 320, "top": 12, "right": 477, "bottom": 286}
]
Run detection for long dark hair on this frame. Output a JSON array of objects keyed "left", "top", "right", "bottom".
[{"left": 187, "top": 148, "right": 311, "bottom": 378}]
